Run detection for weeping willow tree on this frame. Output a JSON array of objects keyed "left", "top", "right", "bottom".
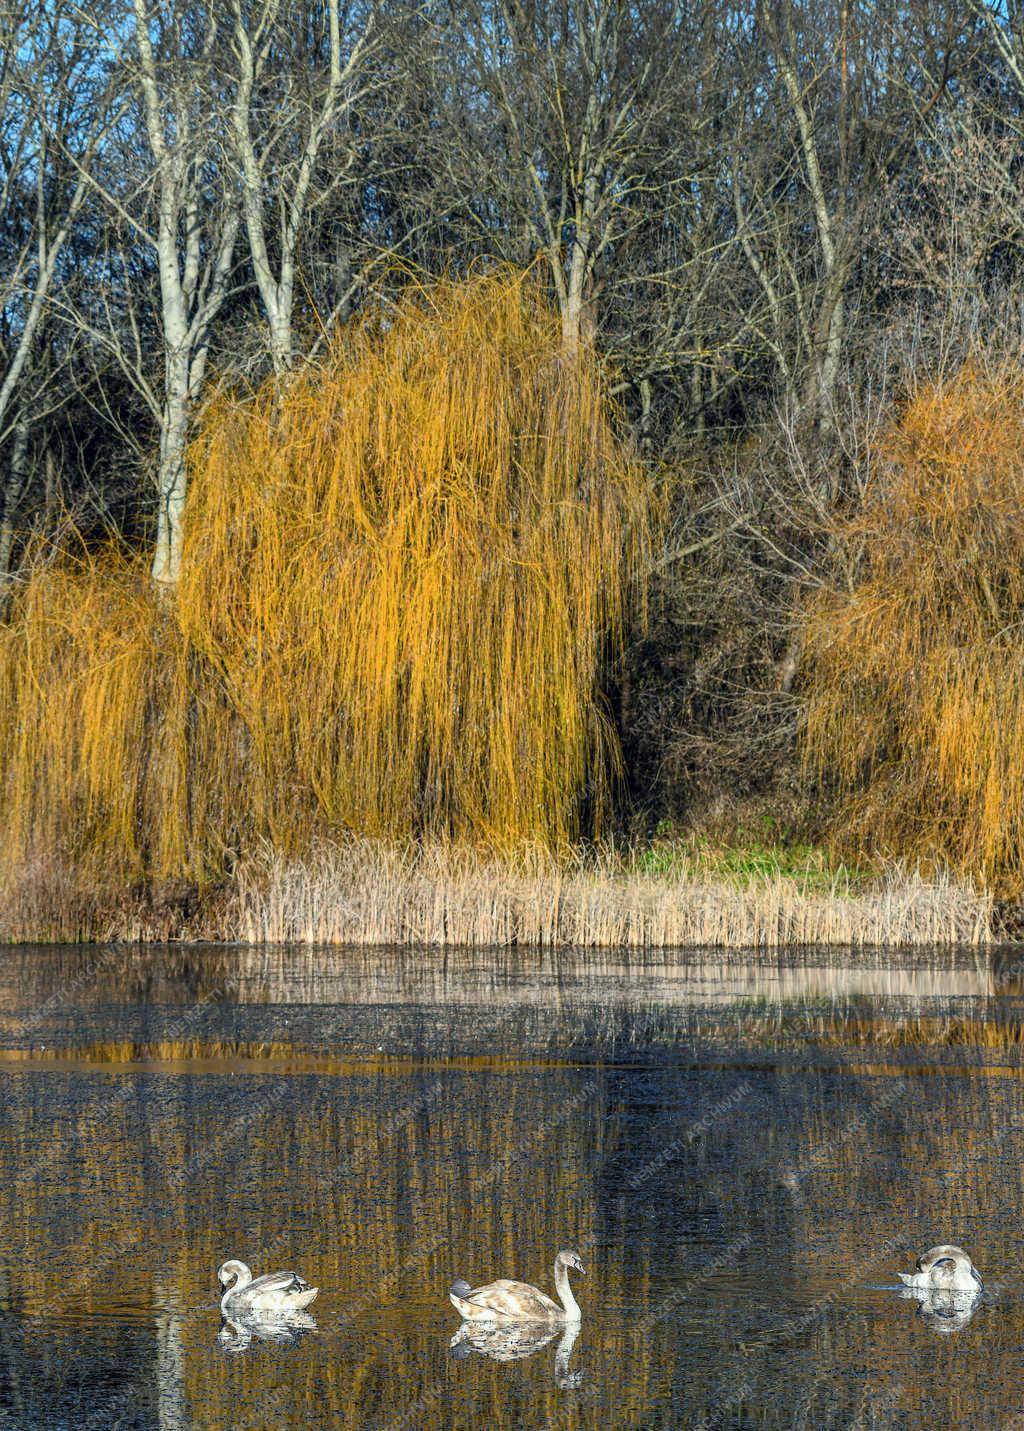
[
  {"left": 801, "top": 362, "right": 1024, "bottom": 891},
  {"left": 0, "top": 272, "right": 659, "bottom": 886}
]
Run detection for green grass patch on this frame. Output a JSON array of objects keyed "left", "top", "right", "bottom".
[{"left": 631, "top": 820, "right": 870, "bottom": 892}]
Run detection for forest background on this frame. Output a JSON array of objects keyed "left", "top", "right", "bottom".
[{"left": 4, "top": 0, "right": 1024, "bottom": 942}]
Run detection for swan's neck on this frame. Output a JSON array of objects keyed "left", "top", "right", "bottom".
[
  {"left": 553, "top": 1261, "right": 581, "bottom": 1322},
  {"left": 221, "top": 1263, "right": 251, "bottom": 1311}
]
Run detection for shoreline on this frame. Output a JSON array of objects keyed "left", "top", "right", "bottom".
[{"left": 0, "top": 841, "right": 995, "bottom": 949}]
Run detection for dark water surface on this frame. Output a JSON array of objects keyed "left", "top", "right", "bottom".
[{"left": 1, "top": 943, "right": 1023, "bottom": 1429}]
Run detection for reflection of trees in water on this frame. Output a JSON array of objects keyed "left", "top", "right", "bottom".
[
  {"left": 0, "top": 1065, "right": 616, "bottom": 1428},
  {"left": 0, "top": 1302, "right": 158, "bottom": 1429},
  {"left": 601, "top": 1057, "right": 1022, "bottom": 1425},
  {"left": 2, "top": 945, "right": 1022, "bottom": 1065},
  {"left": 0, "top": 947, "right": 1022, "bottom": 1425},
  {"left": 155, "top": 1299, "right": 189, "bottom": 1431},
  {"left": 3, "top": 1060, "right": 1021, "bottom": 1426}
]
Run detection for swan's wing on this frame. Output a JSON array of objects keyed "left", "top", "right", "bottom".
[
  {"left": 461, "top": 1279, "right": 561, "bottom": 1318},
  {"left": 245, "top": 1271, "right": 312, "bottom": 1297},
  {"left": 897, "top": 1272, "right": 913, "bottom": 1285}
]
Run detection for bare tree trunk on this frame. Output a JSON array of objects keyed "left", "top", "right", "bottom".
[
  {"left": 765, "top": 0, "right": 848, "bottom": 426},
  {"left": 129, "top": 0, "right": 239, "bottom": 590},
  {"left": 562, "top": 229, "right": 593, "bottom": 357},
  {"left": 151, "top": 350, "right": 191, "bottom": 588},
  {"left": 639, "top": 377, "right": 654, "bottom": 452},
  {"left": 42, "top": 447, "right": 58, "bottom": 530},
  {"left": 0, "top": 416, "right": 30, "bottom": 615},
  {"left": 690, "top": 363, "right": 705, "bottom": 441},
  {"left": 0, "top": 516, "right": 15, "bottom": 617}
]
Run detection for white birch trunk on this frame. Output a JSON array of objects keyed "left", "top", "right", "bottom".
[{"left": 131, "top": 0, "right": 239, "bottom": 589}]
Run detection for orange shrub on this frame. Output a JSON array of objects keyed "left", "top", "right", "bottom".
[{"left": 801, "top": 362, "right": 1024, "bottom": 890}]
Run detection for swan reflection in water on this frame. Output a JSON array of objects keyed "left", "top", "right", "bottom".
[
  {"left": 218, "top": 1309, "right": 318, "bottom": 1352},
  {"left": 897, "top": 1285, "right": 982, "bottom": 1335},
  {"left": 450, "top": 1319, "right": 583, "bottom": 1387}
]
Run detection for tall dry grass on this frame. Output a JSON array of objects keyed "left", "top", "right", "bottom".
[
  {"left": 0, "top": 841, "right": 991, "bottom": 947},
  {"left": 231, "top": 840, "right": 992, "bottom": 949},
  {"left": 0, "top": 272, "right": 657, "bottom": 896},
  {"left": 802, "top": 361, "right": 1024, "bottom": 893}
]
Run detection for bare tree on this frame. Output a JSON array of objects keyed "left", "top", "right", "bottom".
[
  {"left": 730, "top": 0, "right": 960, "bottom": 432},
  {"left": 435, "top": 0, "right": 716, "bottom": 359},
  {"left": 227, "top": 0, "right": 384, "bottom": 372},
  {"left": 970, "top": 0, "right": 1024, "bottom": 92},
  {"left": 119, "top": 0, "right": 240, "bottom": 588},
  {"left": 0, "top": 3, "right": 116, "bottom": 602}
]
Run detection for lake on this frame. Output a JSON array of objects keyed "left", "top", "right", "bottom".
[{"left": 0, "top": 942, "right": 1021, "bottom": 1429}]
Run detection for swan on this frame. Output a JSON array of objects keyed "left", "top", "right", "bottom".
[
  {"left": 217, "top": 1259, "right": 319, "bottom": 1316},
  {"left": 898, "top": 1245, "right": 982, "bottom": 1293},
  {"left": 449, "top": 1249, "right": 585, "bottom": 1323}
]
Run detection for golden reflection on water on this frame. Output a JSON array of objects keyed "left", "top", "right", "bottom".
[
  {"left": 0, "top": 946, "right": 1023, "bottom": 1427},
  {"left": 0, "top": 1061, "right": 624, "bottom": 1429}
]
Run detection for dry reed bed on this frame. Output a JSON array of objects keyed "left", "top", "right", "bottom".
[
  {"left": 0, "top": 842, "right": 994, "bottom": 947},
  {"left": 232, "top": 842, "right": 993, "bottom": 949}
]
